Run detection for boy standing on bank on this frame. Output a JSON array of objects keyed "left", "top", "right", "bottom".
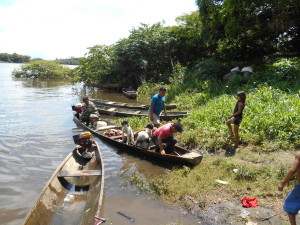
[
  {"left": 149, "top": 87, "right": 167, "bottom": 127},
  {"left": 278, "top": 152, "right": 300, "bottom": 225}
]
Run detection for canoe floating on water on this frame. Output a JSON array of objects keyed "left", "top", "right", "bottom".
[
  {"left": 22, "top": 142, "right": 104, "bottom": 225},
  {"left": 73, "top": 116, "right": 203, "bottom": 166},
  {"left": 96, "top": 105, "right": 188, "bottom": 121},
  {"left": 122, "top": 88, "right": 137, "bottom": 99},
  {"left": 91, "top": 99, "right": 177, "bottom": 110}
]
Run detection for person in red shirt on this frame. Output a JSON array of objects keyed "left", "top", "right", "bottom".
[{"left": 151, "top": 122, "right": 183, "bottom": 154}]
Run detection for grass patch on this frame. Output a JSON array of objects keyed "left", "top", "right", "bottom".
[
  {"left": 130, "top": 153, "right": 297, "bottom": 210},
  {"left": 175, "top": 86, "right": 300, "bottom": 152}
]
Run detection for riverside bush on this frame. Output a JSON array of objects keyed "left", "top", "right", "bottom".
[{"left": 12, "top": 60, "right": 73, "bottom": 79}]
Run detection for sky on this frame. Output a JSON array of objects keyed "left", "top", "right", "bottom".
[{"left": 0, "top": 0, "right": 198, "bottom": 60}]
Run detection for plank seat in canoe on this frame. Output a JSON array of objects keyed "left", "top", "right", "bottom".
[
  {"left": 58, "top": 170, "right": 102, "bottom": 177},
  {"left": 107, "top": 107, "right": 117, "bottom": 112}
]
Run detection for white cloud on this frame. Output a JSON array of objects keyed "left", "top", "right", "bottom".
[{"left": 0, "top": 0, "right": 197, "bottom": 59}]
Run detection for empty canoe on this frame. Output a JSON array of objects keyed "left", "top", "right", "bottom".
[
  {"left": 91, "top": 99, "right": 177, "bottom": 110},
  {"left": 22, "top": 142, "right": 104, "bottom": 225},
  {"left": 96, "top": 105, "right": 188, "bottom": 121},
  {"left": 122, "top": 88, "right": 137, "bottom": 99}
]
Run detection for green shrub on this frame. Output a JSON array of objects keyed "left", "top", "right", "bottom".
[
  {"left": 12, "top": 60, "right": 73, "bottom": 79},
  {"left": 113, "top": 116, "right": 150, "bottom": 131},
  {"left": 137, "top": 82, "right": 161, "bottom": 103},
  {"left": 191, "top": 58, "right": 227, "bottom": 80}
]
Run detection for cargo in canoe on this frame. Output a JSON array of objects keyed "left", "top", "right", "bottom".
[
  {"left": 91, "top": 99, "right": 177, "bottom": 110},
  {"left": 122, "top": 88, "right": 137, "bottom": 99},
  {"left": 96, "top": 105, "right": 188, "bottom": 121},
  {"left": 22, "top": 142, "right": 104, "bottom": 225},
  {"left": 73, "top": 116, "right": 203, "bottom": 166}
]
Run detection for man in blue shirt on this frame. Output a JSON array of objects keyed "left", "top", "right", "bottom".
[{"left": 149, "top": 87, "right": 167, "bottom": 127}]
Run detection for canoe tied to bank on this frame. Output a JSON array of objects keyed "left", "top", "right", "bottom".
[
  {"left": 91, "top": 99, "right": 177, "bottom": 110},
  {"left": 73, "top": 116, "right": 203, "bottom": 166},
  {"left": 22, "top": 138, "right": 104, "bottom": 225},
  {"left": 96, "top": 105, "right": 188, "bottom": 121},
  {"left": 122, "top": 88, "right": 137, "bottom": 99}
]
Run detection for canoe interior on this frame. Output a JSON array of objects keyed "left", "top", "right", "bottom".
[
  {"left": 23, "top": 143, "right": 104, "bottom": 225},
  {"left": 73, "top": 116, "right": 202, "bottom": 166}
]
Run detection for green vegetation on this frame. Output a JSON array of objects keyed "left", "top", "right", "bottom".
[
  {"left": 113, "top": 116, "right": 150, "bottom": 131},
  {"left": 137, "top": 58, "right": 300, "bottom": 152},
  {"left": 121, "top": 57, "right": 300, "bottom": 217},
  {"left": 12, "top": 60, "right": 74, "bottom": 80},
  {"left": 70, "top": 0, "right": 300, "bottom": 219},
  {"left": 0, "top": 52, "right": 30, "bottom": 63},
  {"left": 130, "top": 153, "right": 297, "bottom": 210},
  {"left": 74, "top": 0, "right": 299, "bottom": 88}
]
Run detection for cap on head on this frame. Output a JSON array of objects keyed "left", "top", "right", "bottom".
[
  {"left": 173, "top": 122, "right": 183, "bottom": 133},
  {"left": 82, "top": 96, "right": 89, "bottom": 101}
]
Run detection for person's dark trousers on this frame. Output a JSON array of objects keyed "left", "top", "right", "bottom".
[
  {"left": 81, "top": 117, "right": 90, "bottom": 126},
  {"left": 152, "top": 136, "right": 177, "bottom": 154}
]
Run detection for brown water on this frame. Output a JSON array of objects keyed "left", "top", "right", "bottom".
[{"left": 0, "top": 63, "right": 200, "bottom": 225}]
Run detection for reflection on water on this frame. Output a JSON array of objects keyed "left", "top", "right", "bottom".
[{"left": 0, "top": 63, "right": 199, "bottom": 225}]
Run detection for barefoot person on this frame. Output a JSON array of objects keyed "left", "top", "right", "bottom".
[
  {"left": 151, "top": 122, "right": 183, "bottom": 155},
  {"left": 278, "top": 152, "right": 300, "bottom": 225},
  {"left": 226, "top": 91, "right": 246, "bottom": 149},
  {"left": 149, "top": 87, "right": 167, "bottom": 127}
]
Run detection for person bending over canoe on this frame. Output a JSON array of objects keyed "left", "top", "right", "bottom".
[
  {"left": 151, "top": 122, "right": 183, "bottom": 155},
  {"left": 149, "top": 87, "right": 167, "bottom": 128},
  {"left": 80, "top": 96, "right": 99, "bottom": 128}
]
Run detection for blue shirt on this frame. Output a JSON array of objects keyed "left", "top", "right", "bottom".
[{"left": 150, "top": 94, "right": 165, "bottom": 115}]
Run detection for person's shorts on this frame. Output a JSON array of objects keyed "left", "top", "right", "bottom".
[
  {"left": 149, "top": 112, "right": 160, "bottom": 125},
  {"left": 90, "top": 114, "right": 99, "bottom": 120},
  {"left": 233, "top": 117, "right": 242, "bottom": 126},
  {"left": 284, "top": 184, "right": 300, "bottom": 215}
]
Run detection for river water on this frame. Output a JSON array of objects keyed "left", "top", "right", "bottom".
[{"left": 0, "top": 63, "right": 199, "bottom": 225}]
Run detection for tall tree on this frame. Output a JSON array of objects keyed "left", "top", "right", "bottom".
[
  {"left": 196, "top": 0, "right": 300, "bottom": 59},
  {"left": 75, "top": 45, "right": 113, "bottom": 83},
  {"left": 113, "top": 23, "right": 177, "bottom": 87}
]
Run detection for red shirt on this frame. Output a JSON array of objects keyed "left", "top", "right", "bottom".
[{"left": 153, "top": 123, "right": 172, "bottom": 139}]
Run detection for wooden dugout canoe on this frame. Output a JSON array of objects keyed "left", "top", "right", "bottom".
[
  {"left": 96, "top": 105, "right": 189, "bottom": 121},
  {"left": 22, "top": 142, "right": 104, "bottom": 225},
  {"left": 91, "top": 99, "right": 177, "bottom": 110},
  {"left": 73, "top": 116, "right": 203, "bottom": 166},
  {"left": 122, "top": 88, "right": 137, "bottom": 99}
]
